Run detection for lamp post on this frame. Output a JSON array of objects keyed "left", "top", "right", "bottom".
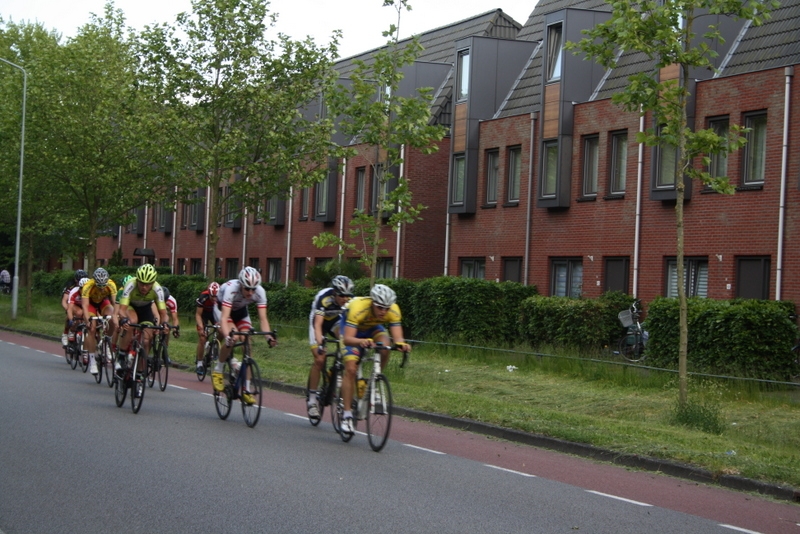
[{"left": 0, "top": 57, "right": 27, "bottom": 319}]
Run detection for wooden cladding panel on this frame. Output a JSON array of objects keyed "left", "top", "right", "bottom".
[
  {"left": 453, "top": 103, "right": 467, "bottom": 153},
  {"left": 660, "top": 64, "right": 679, "bottom": 81},
  {"left": 543, "top": 83, "right": 561, "bottom": 139}
]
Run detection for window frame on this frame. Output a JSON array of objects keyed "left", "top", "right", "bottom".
[
  {"left": 376, "top": 258, "right": 393, "bottom": 279},
  {"left": 267, "top": 258, "right": 281, "bottom": 284},
  {"left": 609, "top": 131, "right": 628, "bottom": 195},
  {"left": 456, "top": 48, "right": 470, "bottom": 102},
  {"left": 582, "top": 135, "right": 599, "bottom": 197},
  {"left": 451, "top": 154, "right": 466, "bottom": 205},
  {"left": 665, "top": 257, "right": 709, "bottom": 298},
  {"left": 541, "top": 141, "right": 559, "bottom": 198},
  {"left": 355, "top": 166, "right": 367, "bottom": 212},
  {"left": 460, "top": 258, "right": 486, "bottom": 279},
  {"left": 551, "top": 258, "right": 583, "bottom": 298},
  {"left": 707, "top": 116, "right": 730, "bottom": 181},
  {"left": 742, "top": 111, "right": 767, "bottom": 186},
  {"left": 485, "top": 149, "right": 499, "bottom": 205},
  {"left": 506, "top": 146, "right": 522, "bottom": 204},
  {"left": 546, "top": 23, "right": 563, "bottom": 82}
]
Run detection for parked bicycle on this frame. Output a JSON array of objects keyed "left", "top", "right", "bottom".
[
  {"left": 333, "top": 340, "right": 408, "bottom": 452},
  {"left": 147, "top": 324, "right": 171, "bottom": 392},
  {"left": 306, "top": 334, "right": 344, "bottom": 429},
  {"left": 87, "top": 315, "right": 114, "bottom": 386},
  {"left": 213, "top": 329, "right": 276, "bottom": 428},
  {"left": 114, "top": 322, "right": 163, "bottom": 414},
  {"left": 617, "top": 300, "right": 647, "bottom": 363},
  {"left": 197, "top": 324, "right": 221, "bottom": 382}
]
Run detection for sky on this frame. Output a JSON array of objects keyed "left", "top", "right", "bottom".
[{"left": 1, "top": 0, "right": 535, "bottom": 59}]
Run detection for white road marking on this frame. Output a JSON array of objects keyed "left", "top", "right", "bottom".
[
  {"left": 718, "top": 525, "right": 763, "bottom": 534},
  {"left": 586, "top": 490, "right": 652, "bottom": 507},
  {"left": 405, "top": 444, "right": 446, "bottom": 454},
  {"left": 484, "top": 464, "right": 537, "bottom": 477},
  {"left": 286, "top": 412, "right": 306, "bottom": 420},
  {"left": 169, "top": 384, "right": 187, "bottom": 390}
]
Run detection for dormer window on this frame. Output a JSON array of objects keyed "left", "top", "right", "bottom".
[
  {"left": 457, "top": 49, "right": 470, "bottom": 101},
  {"left": 546, "top": 23, "right": 563, "bottom": 82}
]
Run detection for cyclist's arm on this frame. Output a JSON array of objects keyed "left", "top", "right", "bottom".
[
  {"left": 257, "top": 306, "right": 276, "bottom": 346},
  {"left": 61, "top": 291, "right": 70, "bottom": 311},
  {"left": 313, "top": 313, "right": 326, "bottom": 346},
  {"left": 219, "top": 305, "right": 233, "bottom": 338},
  {"left": 195, "top": 306, "right": 204, "bottom": 332},
  {"left": 343, "top": 323, "right": 371, "bottom": 348},
  {"left": 389, "top": 324, "right": 410, "bottom": 352}
]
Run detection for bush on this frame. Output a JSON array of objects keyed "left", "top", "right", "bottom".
[
  {"left": 266, "top": 283, "right": 316, "bottom": 322},
  {"left": 519, "top": 295, "right": 611, "bottom": 349}
]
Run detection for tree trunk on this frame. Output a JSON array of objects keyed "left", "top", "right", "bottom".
[{"left": 205, "top": 186, "right": 220, "bottom": 280}]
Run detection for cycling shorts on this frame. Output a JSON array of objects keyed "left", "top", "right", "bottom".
[
  {"left": 87, "top": 298, "right": 113, "bottom": 317},
  {"left": 308, "top": 320, "right": 341, "bottom": 348},
  {"left": 341, "top": 324, "right": 388, "bottom": 362}
]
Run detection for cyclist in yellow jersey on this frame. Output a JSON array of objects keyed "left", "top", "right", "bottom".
[
  {"left": 80, "top": 268, "right": 118, "bottom": 375},
  {"left": 116, "top": 264, "right": 169, "bottom": 376},
  {"left": 339, "top": 284, "right": 410, "bottom": 435}
]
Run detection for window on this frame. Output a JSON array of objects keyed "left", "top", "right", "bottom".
[
  {"left": 457, "top": 49, "right": 470, "bottom": 101},
  {"left": 485, "top": 150, "right": 499, "bottom": 205},
  {"left": 315, "top": 175, "right": 329, "bottom": 218},
  {"left": 582, "top": 135, "right": 599, "bottom": 197},
  {"left": 609, "top": 131, "right": 628, "bottom": 195},
  {"left": 507, "top": 146, "right": 522, "bottom": 203},
  {"left": 503, "top": 258, "right": 522, "bottom": 283},
  {"left": 743, "top": 112, "right": 767, "bottom": 185},
  {"left": 542, "top": 141, "right": 558, "bottom": 197},
  {"left": 736, "top": 257, "right": 770, "bottom": 299},
  {"left": 190, "top": 258, "right": 202, "bottom": 275},
  {"left": 551, "top": 259, "right": 583, "bottom": 297},
  {"left": 152, "top": 202, "right": 161, "bottom": 231},
  {"left": 451, "top": 154, "right": 466, "bottom": 204},
  {"left": 177, "top": 258, "right": 186, "bottom": 275},
  {"left": 294, "top": 258, "right": 307, "bottom": 284},
  {"left": 266, "top": 195, "right": 278, "bottom": 223},
  {"left": 604, "top": 257, "right": 629, "bottom": 293},
  {"left": 132, "top": 258, "right": 141, "bottom": 267},
  {"left": 356, "top": 167, "right": 367, "bottom": 211},
  {"left": 215, "top": 258, "right": 222, "bottom": 277},
  {"left": 546, "top": 23, "right": 563, "bottom": 82},
  {"left": 656, "top": 128, "right": 678, "bottom": 188},
  {"left": 376, "top": 258, "right": 393, "bottom": 279},
  {"left": 372, "top": 164, "right": 391, "bottom": 214},
  {"left": 159, "top": 258, "right": 170, "bottom": 269},
  {"left": 666, "top": 258, "right": 708, "bottom": 298},
  {"left": 708, "top": 117, "right": 729, "bottom": 180},
  {"left": 300, "top": 187, "right": 310, "bottom": 220},
  {"left": 249, "top": 258, "right": 260, "bottom": 271},
  {"left": 460, "top": 258, "right": 485, "bottom": 279},
  {"left": 267, "top": 258, "right": 281, "bottom": 284}
]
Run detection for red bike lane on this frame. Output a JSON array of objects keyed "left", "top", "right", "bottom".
[{"left": 7, "top": 330, "right": 799, "bottom": 534}]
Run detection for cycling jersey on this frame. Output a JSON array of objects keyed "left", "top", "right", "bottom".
[
  {"left": 343, "top": 297, "right": 401, "bottom": 330},
  {"left": 81, "top": 279, "right": 118, "bottom": 304},
  {"left": 310, "top": 288, "right": 346, "bottom": 324},
  {"left": 67, "top": 287, "right": 83, "bottom": 306},
  {"left": 217, "top": 280, "right": 267, "bottom": 312},
  {"left": 196, "top": 290, "right": 216, "bottom": 313},
  {"left": 119, "top": 279, "right": 167, "bottom": 310},
  {"left": 165, "top": 295, "right": 178, "bottom": 315}
]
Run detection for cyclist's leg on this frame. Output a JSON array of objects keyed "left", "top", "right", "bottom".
[
  {"left": 85, "top": 304, "right": 101, "bottom": 374},
  {"left": 372, "top": 326, "right": 391, "bottom": 368}
]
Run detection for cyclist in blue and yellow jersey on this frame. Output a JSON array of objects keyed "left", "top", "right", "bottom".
[
  {"left": 81, "top": 268, "right": 118, "bottom": 375},
  {"left": 306, "top": 275, "right": 354, "bottom": 418},
  {"left": 61, "top": 269, "right": 88, "bottom": 347},
  {"left": 212, "top": 267, "right": 277, "bottom": 405},
  {"left": 339, "top": 284, "right": 410, "bottom": 435},
  {"left": 116, "top": 264, "right": 169, "bottom": 376}
]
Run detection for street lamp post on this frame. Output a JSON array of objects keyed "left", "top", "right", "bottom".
[{"left": 0, "top": 57, "right": 27, "bottom": 319}]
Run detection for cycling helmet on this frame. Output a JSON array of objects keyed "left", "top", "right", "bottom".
[
  {"left": 208, "top": 281, "right": 220, "bottom": 297},
  {"left": 122, "top": 275, "right": 134, "bottom": 286},
  {"left": 93, "top": 268, "right": 109, "bottom": 288},
  {"left": 331, "top": 275, "right": 354, "bottom": 297},
  {"left": 74, "top": 269, "right": 88, "bottom": 282},
  {"left": 161, "top": 286, "right": 170, "bottom": 301},
  {"left": 370, "top": 284, "right": 396, "bottom": 308},
  {"left": 238, "top": 266, "right": 261, "bottom": 289},
  {"left": 78, "top": 277, "right": 90, "bottom": 288},
  {"left": 136, "top": 263, "right": 158, "bottom": 284}
]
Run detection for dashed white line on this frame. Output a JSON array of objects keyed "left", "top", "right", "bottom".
[
  {"left": 718, "top": 525, "right": 763, "bottom": 534},
  {"left": 404, "top": 444, "right": 446, "bottom": 454},
  {"left": 286, "top": 412, "right": 306, "bottom": 420},
  {"left": 484, "top": 464, "right": 537, "bottom": 477},
  {"left": 169, "top": 384, "right": 187, "bottom": 390},
  {"left": 586, "top": 490, "right": 652, "bottom": 507}
]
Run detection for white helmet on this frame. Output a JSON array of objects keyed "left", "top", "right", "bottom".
[
  {"left": 331, "top": 275, "right": 354, "bottom": 297},
  {"left": 238, "top": 266, "right": 261, "bottom": 289},
  {"left": 370, "top": 284, "right": 396, "bottom": 307}
]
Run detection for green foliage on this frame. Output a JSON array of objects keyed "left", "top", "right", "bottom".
[
  {"left": 519, "top": 295, "right": 616, "bottom": 350},
  {"left": 108, "top": 248, "right": 124, "bottom": 267},
  {"left": 671, "top": 398, "right": 725, "bottom": 435},
  {"left": 266, "top": 283, "right": 316, "bottom": 322},
  {"left": 646, "top": 297, "right": 796, "bottom": 379},
  {"left": 305, "top": 259, "right": 367, "bottom": 289}
]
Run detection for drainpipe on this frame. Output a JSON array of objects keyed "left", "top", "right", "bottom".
[
  {"left": 203, "top": 186, "right": 211, "bottom": 277},
  {"left": 443, "top": 149, "right": 454, "bottom": 276},
  {"left": 395, "top": 145, "right": 405, "bottom": 279},
  {"left": 632, "top": 107, "right": 645, "bottom": 298},
  {"left": 338, "top": 158, "right": 347, "bottom": 256},
  {"left": 241, "top": 206, "right": 248, "bottom": 270},
  {"left": 285, "top": 186, "right": 294, "bottom": 286},
  {"left": 776, "top": 66, "right": 793, "bottom": 300},
  {"left": 524, "top": 112, "right": 538, "bottom": 286},
  {"left": 170, "top": 188, "right": 177, "bottom": 272},
  {"left": 143, "top": 203, "right": 149, "bottom": 252}
]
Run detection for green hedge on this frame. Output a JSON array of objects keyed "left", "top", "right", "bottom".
[
  {"left": 519, "top": 294, "right": 626, "bottom": 349},
  {"left": 645, "top": 297, "right": 797, "bottom": 379}
]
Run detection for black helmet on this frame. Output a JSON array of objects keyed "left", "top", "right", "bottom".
[
  {"left": 74, "top": 269, "right": 88, "bottom": 282},
  {"left": 161, "top": 286, "right": 170, "bottom": 301}
]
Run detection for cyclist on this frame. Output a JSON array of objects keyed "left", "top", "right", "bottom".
[
  {"left": 339, "top": 284, "right": 411, "bottom": 435},
  {"left": 306, "top": 275, "right": 354, "bottom": 418},
  {"left": 157, "top": 286, "right": 181, "bottom": 355},
  {"left": 65, "top": 277, "right": 90, "bottom": 345},
  {"left": 61, "top": 269, "right": 88, "bottom": 346},
  {"left": 0, "top": 268, "right": 10, "bottom": 293},
  {"left": 110, "top": 275, "right": 134, "bottom": 354},
  {"left": 116, "top": 264, "right": 169, "bottom": 376},
  {"left": 81, "top": 268, "right": 118, "bottom": 375},
  {"left": 195, "top": 281, "right": 220, "bottom": 376},
  {"left": 211, "top": 267, "right": 277, "bottom": 405}
]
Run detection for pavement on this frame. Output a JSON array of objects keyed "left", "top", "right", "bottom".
[{"left": 7, "top": 325, "right": 798, "bottom": 504}]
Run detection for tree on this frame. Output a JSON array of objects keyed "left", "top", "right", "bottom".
[
  {"left": 568, "top": 0, "right": 777, "bottom": 404},
  {"left": 312, "top": 0, "right": 447, "bottom": 286},
  {"left": 137, "top": 0, "right": 341, "bottom": 279}
]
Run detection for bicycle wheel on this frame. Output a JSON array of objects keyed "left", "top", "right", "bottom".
[
  {"left": 241, "top": 358, "right": 262, "bottom": 428},
  {"left": 214, "top": 360, "right": 233, "bottom": 420},
  {"left": 131, "top": 348, "right": 146, "bottom": 414},
  {"left": 77, "top": 333, "right": 88, "bottom": 373},
  {"left": 157, "top": 344, "right": 169, "bottom": 391},
  {"left": 146, "top": 355, "right": 156, "bottom": 388},
  {"left": 329, "top": 367, "right": 344, "bottom": 436},
  {"left": 114, "top": 368, "right": 128, "bottom": 407},
  {"left": 64, "top": 339, "right": 72, "bottom": 366},
  {"left": 366, "top": 374, "right": 393, "bottom": 452},
  {"left": 618, "top": 331, "right": 646, "bottom": 363},
  {"left": 94, "top": 351, "right": 103, "bottom": 384},
  {"left": 103, "top": 338, "right": 114, "bottom": 388},
  {"left": 68, "top": 341, "right": 78, "bottom": 370},
  {"left": 306, "top": 367, "right": 326, "bottom": 426}
]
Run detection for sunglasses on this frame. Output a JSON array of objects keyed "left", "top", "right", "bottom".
[{"left": 375, "top": 305, "right": 389, "bottom": 311}]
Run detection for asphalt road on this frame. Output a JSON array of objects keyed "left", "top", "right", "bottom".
[{"left": 1, "top": 333, "right": 798, "bottom": 533}]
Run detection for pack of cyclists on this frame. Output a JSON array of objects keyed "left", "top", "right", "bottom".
[{"left": 58, "top": 264, "right": 410, "bottom": 435}]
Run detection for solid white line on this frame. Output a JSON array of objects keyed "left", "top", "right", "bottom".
[
  {"left": 484, "top": 464, "right": 537, "bottom": 477},
  {"left": 285, "top": 412, "right": 306, "bottom": 420},
  {"left": 718, "top": 525, "right": 763, "bottom": 534},
  {"left": 405, "top": 444, "right": 446, "bottom": 455},
  {"left": 201, "top": 392, "right": 213, "bottom": 397},
  {"left": 169, "top": 384, "right": 187, "bottom": 390},
  {"left": 586, "top": 490, "right": 652, "bottom": 507}
]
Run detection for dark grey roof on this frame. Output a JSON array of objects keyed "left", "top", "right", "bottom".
[{"left": 718, "top": 0, "right": 800, "bottom": 76}]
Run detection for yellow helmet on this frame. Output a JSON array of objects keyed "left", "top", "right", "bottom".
[{"left": 136, "top": 263, "right": 158, "bottom": 284}]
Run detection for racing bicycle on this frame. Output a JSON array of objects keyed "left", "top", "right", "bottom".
[
  {"left": 147, "top": 324, "right": 171, "bottom": 392},
  {"left": 305, "top": 334, "right": 344, "bottom": 430},
  {"left": 114, "top": 322, "right": 164, "bottom": 414},
  {"left": 197, "top": 324, "right": 221, "bottom": 382}
]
